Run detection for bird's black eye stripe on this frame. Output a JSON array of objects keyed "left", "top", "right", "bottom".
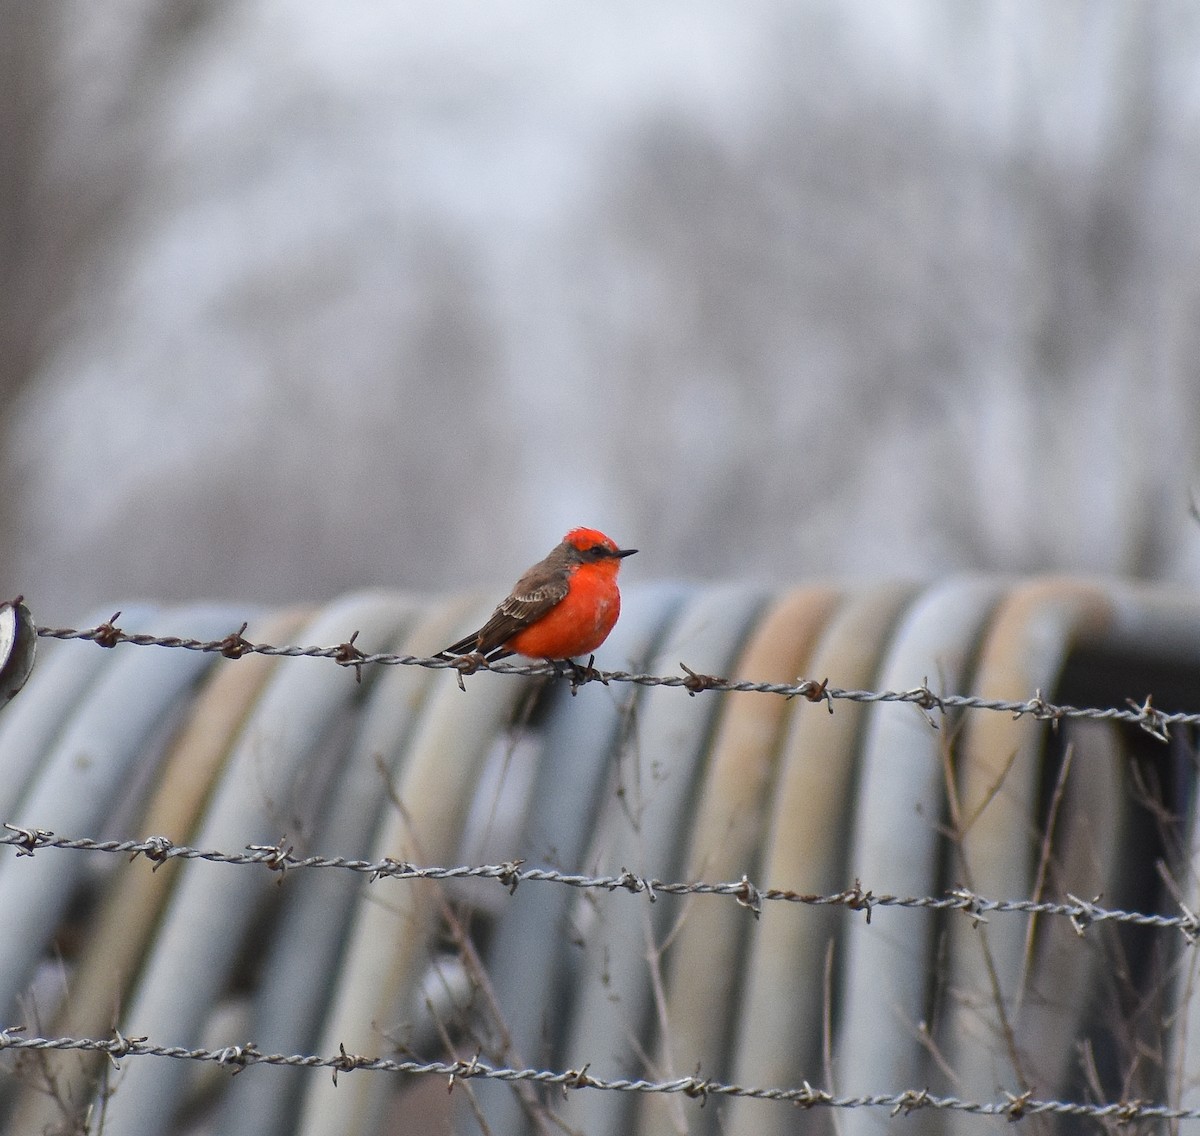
[{"left": 573, "top": 543, "right": 626, "bottom": 561}]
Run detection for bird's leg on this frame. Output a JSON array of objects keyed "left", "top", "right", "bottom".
[
  {"left": 449, "top": 651, "right": 489, "bottom": 692},
  {"left": 555, "top": 654, "right": 606, "bottom": 696}
]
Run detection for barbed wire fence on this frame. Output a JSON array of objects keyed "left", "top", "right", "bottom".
[
  {"left": 0, "top": 827, "right": 1194, "bottom": 940},
  {"left": 0, "top": 1028, "right": 1196, "bottom": 1125},
  {"left": 3, "top": 615, "right": 1198, "bottom": 1126},
  {"left": 34, "top": 614, "right": 1187, "bottom": 738}
]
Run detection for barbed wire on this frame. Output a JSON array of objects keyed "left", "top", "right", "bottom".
[
  {"left": 0, "top": 1026, "right": 1191, "bottom": 1122},
  {"left": 34, "top": 616, "right": 1187, "bottom": 740},
  {"left": 11, "top": 617, "right": 1200, "bottom": 1126},
  {"left": 2, "top": 826, "right": 1196, "bottom": 944}
]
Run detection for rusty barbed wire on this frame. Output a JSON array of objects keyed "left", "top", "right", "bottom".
[
  {"left": 0, "top": 1027, "right": 1190, "bottom": 1122},
  {"left": 33, "top": 617, "right": 1190, "bottom": 740},
  {"left": 2, "top": 826, "right": 1196, "bottom": 943}
]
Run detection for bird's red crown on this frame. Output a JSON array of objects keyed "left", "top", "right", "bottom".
[{"left": 564, "top": 527, "right": 619, "bottom": 554}]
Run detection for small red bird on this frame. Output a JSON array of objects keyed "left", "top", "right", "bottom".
[{"left": 440, "top": 527, "right": 637, "bottom": 662}]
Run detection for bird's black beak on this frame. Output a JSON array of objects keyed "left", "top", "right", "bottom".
[{"left": 615, "top": 547, "right": 638, "bottom": 558}]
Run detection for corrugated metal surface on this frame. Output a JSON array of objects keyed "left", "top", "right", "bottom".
[{"left": 0, "top": 578, "right": 1196, "bottom": 1134}]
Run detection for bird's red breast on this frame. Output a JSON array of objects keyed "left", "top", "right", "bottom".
[{"left": 504, "top": 556, "right": 623, "bottom": 659}]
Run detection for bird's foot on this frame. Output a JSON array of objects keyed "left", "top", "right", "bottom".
[
  {"left": 553, "top": 655, "right": 606, "bottom": 696},
  {"left": 449, "top": 651, "right": 488, "bottom": 692}
]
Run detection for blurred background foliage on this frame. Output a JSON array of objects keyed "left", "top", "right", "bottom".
[{"left": 2, "top": 2, "right": 1198, "bottom": 615}]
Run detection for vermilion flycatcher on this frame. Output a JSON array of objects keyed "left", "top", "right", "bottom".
[{"left": 440, "top": 527, "right": 637, "bottom": 662}]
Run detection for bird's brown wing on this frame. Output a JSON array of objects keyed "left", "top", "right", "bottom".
[{"left": 441, "top": 564, "right": 570, "bottom": 658}]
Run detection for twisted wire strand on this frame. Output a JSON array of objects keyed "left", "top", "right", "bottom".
[
  {"left": 0, "top": 1029, "right": 1191, "bottom": 1122},
  {"left": 1, "top": 827, "right": 1194, "bottom": 941},
  {"left": 34, "top": 619, "right": 1186, "bottom": 740}
]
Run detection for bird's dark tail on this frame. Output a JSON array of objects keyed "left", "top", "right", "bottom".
[
  {"left": 436, "top": 636, "right": 513, "bottom": 663},
  {"left": 438, "top": 633, "right": 480, "bottom": 658}
]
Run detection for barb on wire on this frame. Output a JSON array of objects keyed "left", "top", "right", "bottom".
[
  {"left": 0, "top": 1027, "right": 1192, "bottom": 1123},
  {"left": 33, "top": 620, "right": 1200, "bottom": 740},
  {"left": 1, "top": 829, "right": 1196, "bottom": 941}
]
